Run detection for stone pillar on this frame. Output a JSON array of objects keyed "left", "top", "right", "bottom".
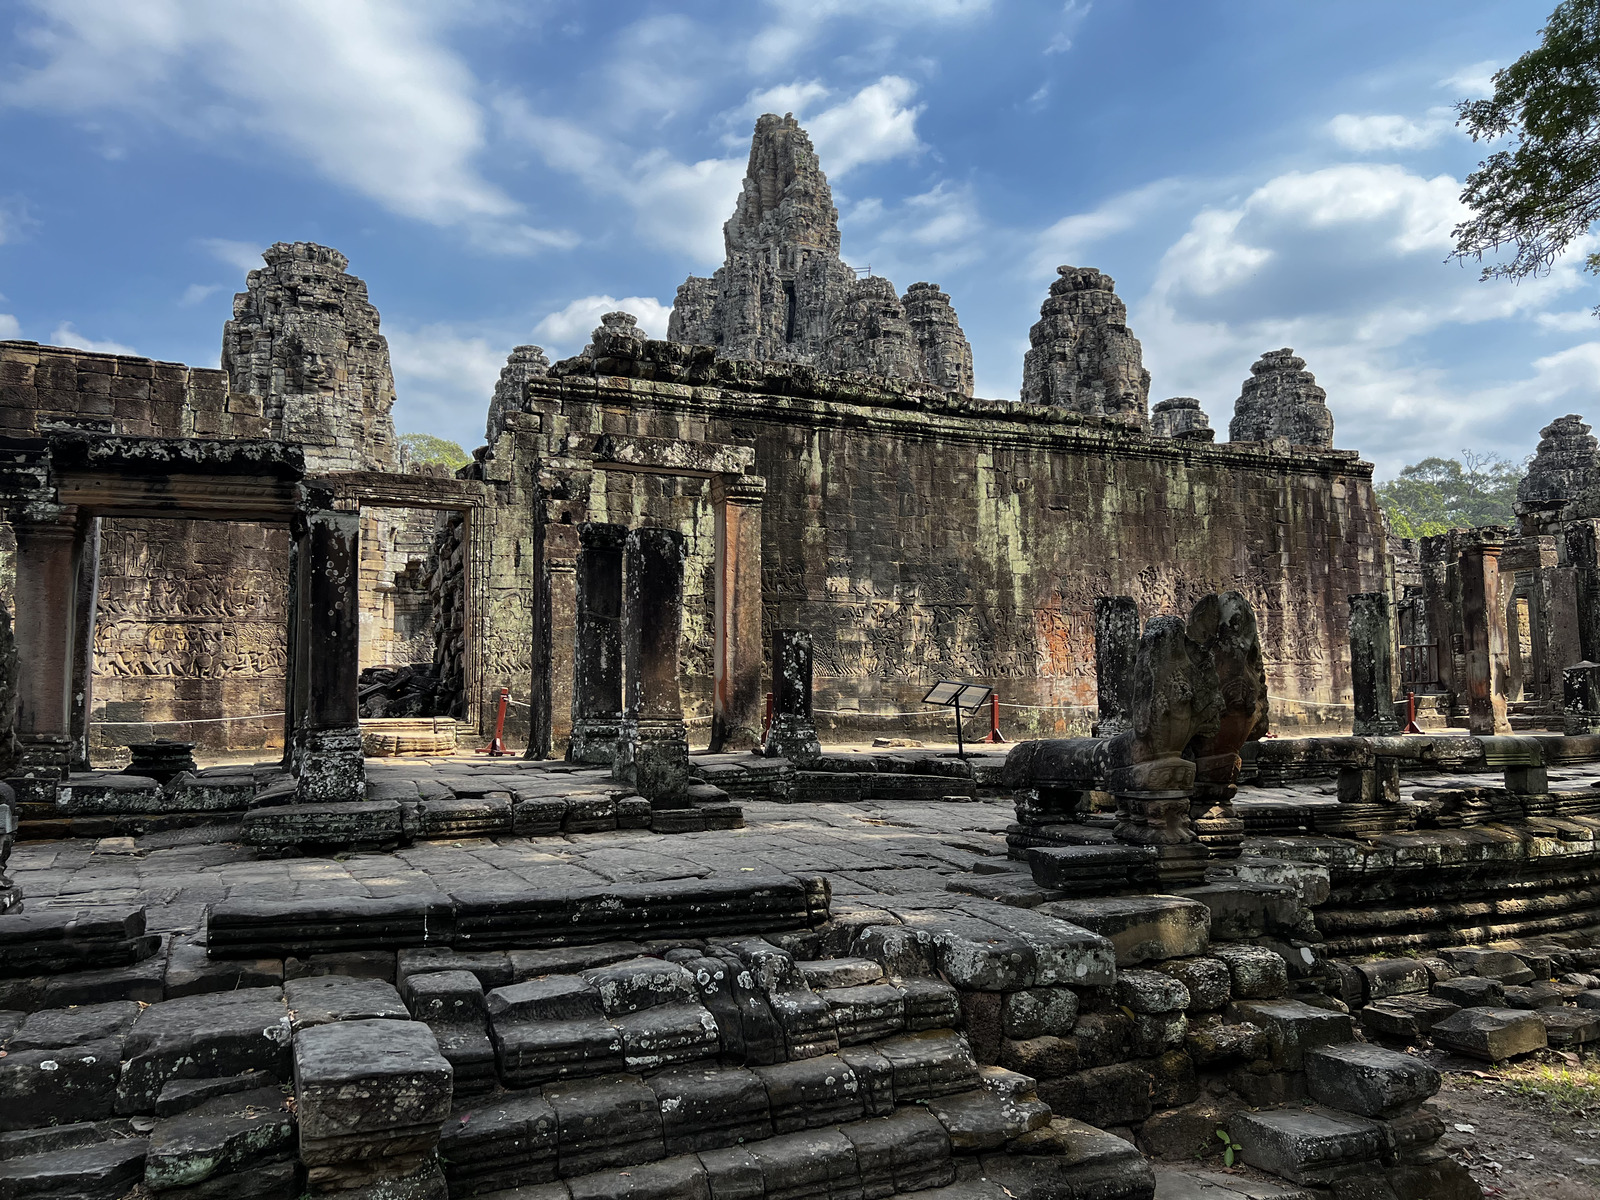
[
  {"left": 1565, "top": 662, "right": 1600, "bottom": 735},
  {"left": 615, "top": 528, "right": 690, "bottom": 805},
  {"left": 1094, "top": 596, "right": 1139, "bottom": 737},
  {"left": 11, "top": 513, "right": 81, "bottom": 782},
  {"left": 1348, "top": 592, "right": 1401, "bottom": 735},
  {"left": 765, "top": 629, "right": 821, "bottom": 763},
  {"left": 293, "top": 504, "right": 365, "bottom": 802},
  {"left": 281, "top": 529, "right": 302, "bottom": 771},
  {"left": 1460, "top": 541, "right": 1511, "bottom": 736},
  {"left": 69, "top": 518, "right": 100, "bottom": 773},
  {"left": 547, "top": 559, "right": 577, "bottom": 757},
  {"left": 711, "top": 475, "right": 766, "bottom": 752},
  {"left": 1542, "top": 567, "right": 1583, "bottom": 701},
  {"left": 1568, "top": 520, "right": 1600, "bottom": 663},
  {"left": 568, "top": 523, "right": 626, "bottom": 765}
]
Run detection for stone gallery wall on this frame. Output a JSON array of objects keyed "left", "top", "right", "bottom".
[{"left": 505, "top": 352, "right": 1388, "bottom": 747}]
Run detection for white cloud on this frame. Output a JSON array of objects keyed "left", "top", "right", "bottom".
[
  {"left": 804, "top": 76, "right": 923, "bottom": 176},
  {"left": 7, "top": 0, "right": 568, "bottom": 252},
  {"left": 1045, "top": 0, "right": 1092, "bottom": 55},
  {"left": 533, "top": 295, "right": 671, "bottom": 356},
  {"left": 1327, "top": 109, "right": 1456, "bottom": 152},
  {"left": 1537, "top": 309, "right": 1600, "bottom": 334},
  {"left": 1441, "top": 60, "right": 1499, "bottom": 97},
  {"left": 198, "top": 238, "right": 264, "bottom": 273},
  {"left": 0, "top": 314, "right": 20, "bottom": 339},
  {"left": 747, "top": 0, "right": 993, "bottom": 71},
  {"left": 1032, "top": 178, "right": 1187, "bottom": 276},
  {"left": 387, "top": 323, "right": 508, "bottom": 448},
  {"left": 180, "top": 283, "right": 222, "bottom": 305},
  {"left": 49, "top": 322, "right": 136, "bottom": 356},
  {"left": 1132, "top": 162, "right": 1599, "bottom": 474}
]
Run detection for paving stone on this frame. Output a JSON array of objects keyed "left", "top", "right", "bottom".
[
  {"left": 0, "top": 1119, "right": 131, "bottom": 1161},
  {"left": 841, "top": 1107, "right": 955, "bottom": 1195},
  {"left": 1304, "top": 1044, "right": 1440, "bottom": 1117},
  {"left": 1227, "top": 1000, "right": 1353, "bottom": 1070},
  {"left": 0, "top": 1038, "right": 121, "bottom": 1130},
  {"left": 1000, "top": 986, "right": 1079, "bottom": 1039},
  {"left": 285, "top": 974, "right": 409, "bottom": 1027},
  {"left": 1535, "top": 1006, "right": 1600, "bottom": 1047},
  {"left": 0, "top": 1137, "right": 148, "bottom": 1200},
  {"left": 1429, "top": 1007, "right": 1548, "bottom": 1061},
  {"left": 980, "top": 1116, "right": 1155, "bottom": 1198},
  {"left": 1358, "top": 994, "right": 1462, "bottom": 1040},
  {"left": 438, "top": 1089, "right": 557, "bottom": 1194},
  {"left": 117, "top": 988, "right": 292, "bottom": 1114},
  {"left": 1035, "top": 896, "right": 1209, "bottom": 966},
  {"left": 543, "top": 1073, "right": 665, "bottom": 1178},
  {"left": 292, "top": 1019, "right": 452, "bottom": 1145},
  {"left": 645, "top": 1063, "right": 773, "bottom": 1153},
  {"left": 1432, "top": 976, "right": 1506, "bottom": 1008},
  {"left": 1351, "top": 958, "right": 1431, "bottom": 1002},
  {"left": 6, "top": 1000, "right": 140, "bottom": 1050},
  {"left": 1231, "top": 1106, "right": 1383, "bottom": 1185},
  {"left": 164, "top": 935, "right": 282, "bottom": 999},
  {"left": 797, "top": 959, "right": 883, "bottom": 990},
  {"left": 1438, "top": 948, "right": 1535, "bottom": 985},
  {"left": 285, "top": 950, "right": 399, "bottom": 983},
  {"left": 821, "top": 984, "right": 905, "bottom": 1045},
  {"left": 157, "top": 1158, "right": 300, "bottom": 1199},
  {"left": 1155, "top": 957, "right": 1232, "bottom": 1012},
  {"left": 143, "top": 1085, "right": 294, "bottom": 1190},
  {"left": 155, "top": 1071, "right": 279, "bottom": 1117},
  {"left": 613, "top": 1002, "right": 721, "bottom": 1071}
]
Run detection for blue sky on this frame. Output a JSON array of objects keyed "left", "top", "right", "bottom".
[{"left": 0, "top": 0, "right": 1592, "bottom": 476}]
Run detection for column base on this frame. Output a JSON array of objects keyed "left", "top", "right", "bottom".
[
  {"left": 1353, "top": 717, "right": 1402, "bottom": 736},
  {"left": 1191, "top": 780, "right": 1244, "bottom": 858},
  {"left": 567, "top": 718, "right": 622, "bottom": 766},
  {"left": 15, "top": 734, "right": 71, "bottom": 782},
  {"left": 764, "top": 715, "right": 820, "bottom": 764},
  {"left": 295, "top": 726, "right": 366, "bottom": 804},
  {"left": 710, "top": 715, "right": 763, "bottom": 754},
  {"left": 615, "top": 718, "right": 690, "bottom": 806}
]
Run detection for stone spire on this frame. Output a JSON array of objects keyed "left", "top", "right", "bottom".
[
  {"left": 1151, "top": 397, "right": 1214, "bottom": 441},
  {"left": 485, "top": 345, "right": 551, "bottom": 444},
  {"left": 221, "top": 242, "right": 399, "bottom": 472},
  {"left": 666, "top": 114, "right": 975, "bottom": 395},
  {"left": 1228, "top": 349, "right": 1334, "bottom": 448},
  {"left": 903, "top": 282, "right": 974, "bottom": 396},
  {"left": 1020, "top": 266, "right": 1151, "bottom": 429},
  {"left": 1518, "top": 414, "right": 1599, "bottom": 514}
]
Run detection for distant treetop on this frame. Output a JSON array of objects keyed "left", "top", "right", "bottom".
[
  {"left": 1376, "top": 452, "right": 1527, "bottom": 538},
  {"left": 399, "top": 433, "right": 469, "bottom": 470}
]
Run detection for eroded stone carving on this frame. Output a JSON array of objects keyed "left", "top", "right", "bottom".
[
  {"left": 1228, "top": 349, "right": 1334, "bottom": 448},
  {"left": 1185, "top": 591, "right": 1269, "bottom": 855},
  {"left": 666, "top": 114, "right": 974, "bottom": 395},
  {"left": 1519, "top": 415, "right": 1600, "bottom": 531},
  {"left": 1020, "top": 267, "right": 1151, "bottom": 429},
  {"left": 1151, "top": 397, "right": 1214, "bottom": 441},
  {"left": 486, "top": 345, "right": 551, "bottom": 444},
  {"left": 222, "top": 241, "right": 399, "bottom": 472}
]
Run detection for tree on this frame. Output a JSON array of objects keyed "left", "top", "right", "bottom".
[
  {"left": 399, "top": 433, "right": 469, "bottom": 469},
  {"left": 1376, "top": 452, "right": 1527, "bottom": 537},
  {"left": 1453, "top": 0, "right": 1600, "bottom": 286}
]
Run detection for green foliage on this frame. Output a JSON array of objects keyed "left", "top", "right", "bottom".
[
  {"left": 1376, "top": 452, "right": 1527, "bottom": 538},
  {"left": 399, "top": 433, "right": 469, "bottom": 469},
  {"left": 1453, "top": 0, "right": 1600, "bottom": 290},
  {"left": 1215, "top": 1127, "right": 1242, "bottom": 1168}
]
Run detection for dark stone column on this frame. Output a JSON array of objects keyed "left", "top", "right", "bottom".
[
  {"left": 1565, "top": 661, "right": 1600, "bottom": 734},
  {"left": 1348, "top": 592, "right": 1401, "bottom": 735},
  {"left": 1094, "top": 596, "right": 1139, "bottom": 737},
  {"left": 615, "top": 527, "right": 689, "bottom": 805},
  {"left": 293, "top": 503, "right": 365, "bottom": 802},
  {"left": 1460, "top": 540, "right": 1511, "bottom": 736},
  {"left": 1567, "top": 519, "right": 1600, "bottom": 663},
  {"left": 1545, "top": 567, "right": 1584, "bottom": 702},
  {"left": 281, "top": 527, "right": 302, "bottom": 771},
  {"left": 69, "top": 517, "right": 100, "bottom": 773},
  {"left": 568, "top": 522, "right": 626, "bottom": 765},
  {"left": 711, "top": 475, "right": 766, "bottom": 752},
  {"left": 11, "top": 512, "right": 81, "bottom": 782},
  {"left": 765, "top": 628, "right": 820, "bottom": 763}
]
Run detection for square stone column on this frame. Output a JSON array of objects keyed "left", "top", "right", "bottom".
[
  {"left": 1094, "top": 596, "right": 1139, "bottom": 737},
  {"left": 69, "top": 517, "right": 100, "bottom": 773},
  {"left": 1460, "top": 541, "right": 1511, "bottom": 736},
  {"left": 615, "top": 527, "right": 690, "bottom": 806},
  {"left": 711, "top": 475, "right": 766, "bottom": 753},
  {"left": 11, "top": 511, "right": 82, "bottom": 782},
  {"left": 765, "top": 628, "right": 821, "bottom": 763},
  {"left": 568, "top": 523, "right": 626, "bottom": 765},
  {"left": 1565, "top": 661, "right": 1600, "bottom": 734},
  {"left": 291, "top": 503, "right": 365, "bottom": 803},
  {"left": 1348, "top": 592, "right": 1401, "bottom": 735}
]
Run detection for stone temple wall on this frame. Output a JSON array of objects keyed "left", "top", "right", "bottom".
[{"left": 506, "top": 346, "right": 1388, "bottom": 748}]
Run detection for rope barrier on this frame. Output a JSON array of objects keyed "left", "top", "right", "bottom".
[{"left": 1266, "top": 693, "right": 1356, "bottom": 710}]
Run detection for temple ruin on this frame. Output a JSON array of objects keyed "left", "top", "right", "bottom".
[{"left": 0, "top": 112, "right": 1591, "bottom": 1200}]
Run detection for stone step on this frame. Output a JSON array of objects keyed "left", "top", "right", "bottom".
[
  {"left": 0, "top": 1136, "right": 149, "bottom": 1200},
  {"left": 1151, "top": 1163, "right": 1318, "bottom": 1199},
  {"left": 446, "top": 1073, "right": 1063, "bottom": 1199}
]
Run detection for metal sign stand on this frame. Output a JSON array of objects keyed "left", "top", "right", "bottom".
[{"left": 922, "top": 679, "right": 995, "bottom": 761}]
